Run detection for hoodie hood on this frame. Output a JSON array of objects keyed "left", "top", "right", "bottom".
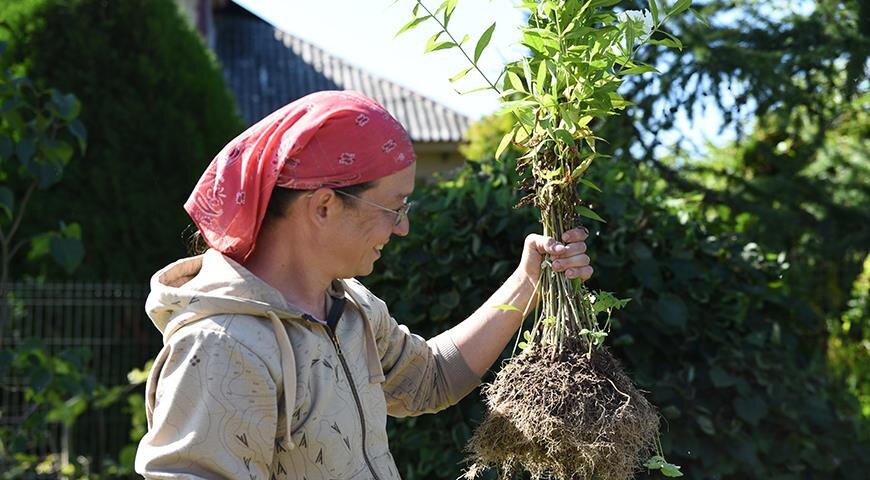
[
  {"left": 145, "top": 249, "right": 312, "bottom": 342},
  {"left": 145, "top": 248, "right": 384, "bottom": 448}
]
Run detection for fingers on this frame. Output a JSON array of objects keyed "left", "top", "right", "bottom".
[
  {"left": 561, "top": 227, "right": 589, "bottom": 243},
  {"left": 537, "top": 226, "right": 594, "bottom": 280},
  {"left": 565, "top": 265, "right": 594, "bottom": 281},
  {"left": 552, "top": 254, "right": 590, "bottom": 272}
]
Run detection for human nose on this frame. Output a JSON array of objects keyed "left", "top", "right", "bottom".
[{"left": 392, "top": 214, "right": 410, "bottom": 237}]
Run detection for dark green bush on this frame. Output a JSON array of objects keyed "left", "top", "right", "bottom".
[
  {"left": 0, "top": 0, "right": 244, "bottom": 281},
  {"left": 365, "top": 115, "right": 870, "bottom": 479}
]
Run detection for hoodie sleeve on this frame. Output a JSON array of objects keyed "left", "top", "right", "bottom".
[
  {"left": 369, "top": 300, "right": 481, "bottom": 417},
  {"left": 135, "top": 324, "right": 280, "bottom": 479}
]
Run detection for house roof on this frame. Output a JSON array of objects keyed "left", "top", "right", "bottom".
[{"left": 213, "top": 11, "right": 471, "bottom": 143}]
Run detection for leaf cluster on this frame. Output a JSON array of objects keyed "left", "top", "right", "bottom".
[{"left": 0, "top": 40, "right": 87, "bottom": 283}]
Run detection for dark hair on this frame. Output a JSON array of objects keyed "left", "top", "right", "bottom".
[{"left": 186, "top": 181, "right": 376, "bottom": 255}]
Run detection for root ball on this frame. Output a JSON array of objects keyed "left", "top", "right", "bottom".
[{"left": 465, "top": 346, "right": 659, "bottom": 480}]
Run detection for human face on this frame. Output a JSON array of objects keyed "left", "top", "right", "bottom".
[{"left": 331, "top": 163, "right": 416, "bottom": 278}]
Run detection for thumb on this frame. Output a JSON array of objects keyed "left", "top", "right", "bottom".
[{"left": 525, "top": 233, "right": 565, "bottom": 256}]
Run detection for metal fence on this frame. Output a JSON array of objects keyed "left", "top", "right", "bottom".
[{"left": 1, "top": 282, "right": 161, "bottom": 472}]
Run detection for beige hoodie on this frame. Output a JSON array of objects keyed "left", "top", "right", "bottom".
[{"left": 135, "top": 249, "right": 480, "bottom": 479}]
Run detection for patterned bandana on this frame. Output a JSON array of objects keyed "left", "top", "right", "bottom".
[{"left": 185, "top": 90, "right": 416, "bottom": 262}]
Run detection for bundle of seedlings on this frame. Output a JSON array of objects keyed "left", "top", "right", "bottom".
[{"left": 398, "top": 0, "right": 694, "bottom": 478}]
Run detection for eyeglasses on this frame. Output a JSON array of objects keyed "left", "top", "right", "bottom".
[{"left": 334, "top": 190, "right": 414, "bottom": 226}]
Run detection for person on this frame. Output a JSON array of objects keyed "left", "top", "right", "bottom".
[{"left": 135, "top": 90, "right": 593, "bottom": 479}]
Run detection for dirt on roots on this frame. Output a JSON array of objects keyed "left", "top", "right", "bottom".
[{"left": 465, "top": 345, "right": 659, "bottom": 480}]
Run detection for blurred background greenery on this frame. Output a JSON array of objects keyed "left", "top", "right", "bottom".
[{"left": 0, "top": 0, "right": 867, "bottom": 478}]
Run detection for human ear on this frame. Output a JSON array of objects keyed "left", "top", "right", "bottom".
[{"left": 306, "top": 188, "right": 339, "bottom": 226}]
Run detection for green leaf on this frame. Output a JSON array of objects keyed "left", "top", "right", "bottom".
[
  {"left": 592, "top": 291, "right": 631, "bottom": 315},
  {"left": 690, "top": 7, "right": 710, "bottom": 26},
  {"left": 50, "top": 235, "right": 85, "bottom": 274},
  {"left": 46, "top": 395, "right": 87, "bottom": 427},
  {"left": 40, "top": 139, "right": 74, "bottom": 165},
  {"left": 426, "top": 41, "right": 457, "bottom": 53},
  {"left": 443, "top": 0, "right": 458, "bottom": 27},
  {"left": 493, "top": 303, "right": 520, "bottom": 312},
  {"left": 395, "top": 15, "right": 432, "bottom": 37},
  {"left": 449, "top": 66, "right": 474, "bottom": 83},
  {"left": 423, "top": 31, "right": 444, "bottom": 52},
  {"left": 734, "top": 395, "right": 768, "bottom": 426},
  {"left": 535, "top": 60, "right": 548, "bottom": 93},
  {"left": 661, "top": 463, "right": 683, "bottom": 477},
  {"left": 49, "top": 90, "right": 80, "bottom": 120},
  {"left": 709, "top": 366, "right": 738, "bottom": 388},
  {"left": 507, "top": 71, "right": 526, "bottom": 93},
  {"left": 518, "top": 341, "right": 528, "bottom": 350},
  {"left": 552, "top": 128, "right": 575, "bottom": 147},
  {"left": 16, "top": 136, "right": 36, "bottom": 163},
  {"left": 655, "top": 293, "right": 688, "bottom": 329},
  {"left": 591, "top": 331, "right": 608, "bottom": 345},
  {"left": 522, "top": 30, "right": 546, "bottom": 54},
  {"left": 455, "top": 86, "right": 493, "bottom": 96},
  {"left": 589, "top": 0, "right": 622, "bottom": 8},
  {"left": 0, "top": 187, "right": 13, "bottom": 219},
  {"left": 474, "top": 22, "right": 496, "bottom": 63},
  {"left": 669, "top": 0, "right": 692, "bottom": 16},
  {"left": 495, "top": 129, "right": 515, "bottom": 159},
  {"left": 649, "top": 32, "right": 683, "bottom": 50},
  {"left": 577, "top": 177, "right": 602, "bottom": 192},
  {"left": 67, "top": 119, "right": 87, "bottom": 153},
  {"left": 28, "top": 232, "right": 53, "bottom": 261},
  {"left": 649, "top": 0, "right": 660, "bottom": 23},
  {"left": 522, "top": 58, "right": 533, "bottom": 93},
  {"left": 696, "top": 415, "right": 716, "bottom": 435},
  {"left": 576, "top": 205, "right": 606, "bottom": 223},
  {"left": 619, "top": 64, "right": 659, "bottom": 75},
  {"left": 646, "top": 455, "right": 666, "bottom": 469}
]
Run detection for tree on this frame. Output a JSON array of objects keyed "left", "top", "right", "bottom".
[{"left": 0, "top": 0, "right": 245, "bottom": 281}]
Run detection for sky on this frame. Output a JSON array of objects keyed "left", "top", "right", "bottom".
[{"left": 232, "top": 0, "right": 734, "bottom": 153}]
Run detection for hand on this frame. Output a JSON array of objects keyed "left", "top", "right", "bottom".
[{"left": 518, "top": 227, "right": 593, "bottom": 285}]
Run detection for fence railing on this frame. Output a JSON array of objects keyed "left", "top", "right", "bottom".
[{"left": 1, "top": 282, "right": 161, "bottom": 472}]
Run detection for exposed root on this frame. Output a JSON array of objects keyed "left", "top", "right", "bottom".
[{"left": 465, "top": 345, "right": 659, "bottom": 480}]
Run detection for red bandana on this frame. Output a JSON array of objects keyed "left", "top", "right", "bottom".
[{"left": 185, "top": 90, "right": 416, "bottom": 262}]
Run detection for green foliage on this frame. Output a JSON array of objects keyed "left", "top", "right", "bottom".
[
  {"left": 0, "top": 40, "right": 86, "bottom": 284},
  {"left": 610, "top": 0, "right": 869, "bottom": 432},
  {"left": 366, "top": 112, "right": 870, "bottom": 479},
  {"left": 0, "top": 0, "right": 245, "bottom": 282},
  {"left": 0, "top": 326, "right": 149, "bottom": 479},
  {"left": 829, "top": 254, "right": 870, "bottom": 421},
  {"left": 1, "top": 339, "right": 96, "bottom": 479}
]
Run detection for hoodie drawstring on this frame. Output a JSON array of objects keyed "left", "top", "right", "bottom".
[{"left": 266, "top": 310, "right": 297, "bottom": 449}]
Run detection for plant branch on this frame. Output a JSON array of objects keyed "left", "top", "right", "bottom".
[
  {"left": 413, "top": 0, "right": 500, "bottom": 95},
  {"left": 8, "top": 182, "right": 37, "bottom": 246}
]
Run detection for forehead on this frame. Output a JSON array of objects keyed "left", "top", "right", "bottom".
[{"left": 367, "top": 164, "right": 416, "bottom": 200}]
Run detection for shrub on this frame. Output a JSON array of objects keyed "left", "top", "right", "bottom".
[{"left": 0, "top": 0, "right": 245, "bottom": 281}]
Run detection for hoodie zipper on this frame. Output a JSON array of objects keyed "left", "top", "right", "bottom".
[{"left": 326, "top": 325, "right": 383, "bottom": 480}]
